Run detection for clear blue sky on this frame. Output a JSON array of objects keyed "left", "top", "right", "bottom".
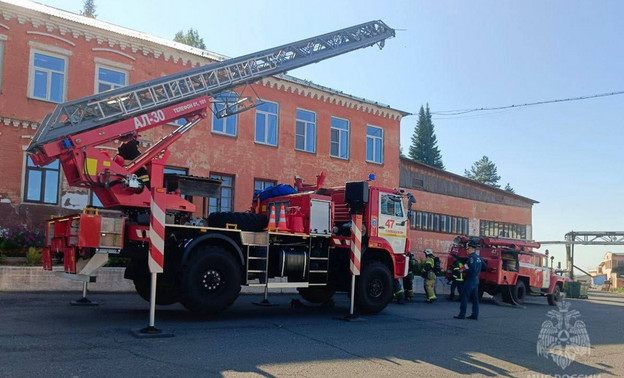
[{"left": 35, "top": 0, "right": 624, "bottom": 271}]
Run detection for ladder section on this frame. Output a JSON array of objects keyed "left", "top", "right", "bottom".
[
  {"left": 308, "top": 246, "right": 330, "bottom": 286},
  {"left": 28, "top": 20, "right": 395, "bottom": 152},
  {"left": 246, "top": 246, "right": 269, "bottom": 286}
]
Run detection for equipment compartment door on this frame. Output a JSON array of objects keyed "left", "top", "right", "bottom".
[
  {"left": 377, "top": 192, "right": 407, "bottom": 254},
  {"left": 542, "top": 257, "right": 551, "bottom": 289}
]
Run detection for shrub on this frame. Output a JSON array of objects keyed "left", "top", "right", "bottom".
[
  {"left": 25, "top": 247, "right": 42, "bottom": 266},
  {"left": 0, "top": 253, "right": 6, "bottom": 265},
  {"left": 0, "top": 226, "right": 45, "bottom": 253}
]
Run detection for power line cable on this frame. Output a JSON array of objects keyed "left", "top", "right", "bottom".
[{"left": 430, "top": 90, "right": 624, "bottom": 116}]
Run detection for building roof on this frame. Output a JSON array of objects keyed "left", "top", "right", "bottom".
[
  {"left": 2, "top": 0, "right": 227, "bottom": 61},
  {"left": 2, "top": 0, "right": 408, "bottom": 116},
  {"left": 400, "top": 156, "right": 539, "bottom": 204}
]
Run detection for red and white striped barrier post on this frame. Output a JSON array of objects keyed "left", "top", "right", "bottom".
[
  {"left": 142, "top": 186, "right": 166, "bottom": 335},
  {"left": 349, "top": 214, "right": 362, "bottom": 316}
]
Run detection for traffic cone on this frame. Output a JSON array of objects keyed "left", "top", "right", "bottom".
[
  {"left": 277, "top": 204, "right": 289, "bottom": 232},
  {"left": 267, "top": 205, "right": 277, "bottom": 230}
]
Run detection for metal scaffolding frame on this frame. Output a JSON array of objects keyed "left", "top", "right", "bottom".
[{"left": 539, "top": 231, "right": 624, "bottom": 279}]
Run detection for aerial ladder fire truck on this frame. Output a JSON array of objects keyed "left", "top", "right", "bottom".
[{"left": 27, "top": 21, "right": 412, "bottom": 318}]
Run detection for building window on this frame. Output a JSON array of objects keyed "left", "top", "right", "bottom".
[
  {"left": 24, "top": 156, "right": 60, "bottom": 204},
  {"left": 30, "top": 51, "right": 67, "bottom": 103},
  {"left": 254, "top": 179, "right": 276, "bottom": 192},
  {"left": 480, "top": 220, "right": 527, "bottom": 240},
  {"left": 411, "top": 211, "right": 468, "bottom": 235},
  {"left": 208, "top": 173, "right": 234, "bottom": 215},
  {"left": 96, "top": 66, "right": 127, "bottom": 93},
  {"left": 330, "top": 117, "right": 350, "bottom": 159},
  {"left": 366, "top": 125, "right": 383, "bottom": 164},
  {"left": 0, "top": 36, "right": 5, "bottom": 92},
  {"left": 255, "top": 101, "right": 278, "bottom": 146},
  {"left": 212, "top": 92, "right": 238, "bottom": 136},
  {"left": 295, "top": 109, "right": 316, "bottom": 153}
]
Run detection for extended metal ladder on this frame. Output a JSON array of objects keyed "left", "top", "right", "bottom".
[{"left": 28, "top": 20, "right": 394, "bottom": 152}]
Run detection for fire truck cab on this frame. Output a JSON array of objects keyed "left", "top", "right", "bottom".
[{"left": 448, "top": 236, "right": 570, "bottom": 306}]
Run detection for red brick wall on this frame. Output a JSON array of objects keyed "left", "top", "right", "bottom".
[{"left": 400, "top": 160, "right": 534, "bottom": 267}]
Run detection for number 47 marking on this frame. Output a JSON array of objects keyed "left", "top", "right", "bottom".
[{"left": 385, "top": 219, "right": 395, "bottom": 228}]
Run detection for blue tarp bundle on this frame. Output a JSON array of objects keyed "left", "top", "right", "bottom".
[{"left": 254, "top": 184, "right": 297, "bottom": 201}]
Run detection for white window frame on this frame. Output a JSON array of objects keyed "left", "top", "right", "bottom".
[
  {"left": 330, "top": 116, "right": 350, "bottom": 160},
  {"left": 254, "top": 179, "right": 276, "bottom": 192},
  {"left": 366, "top": 125, "right": 384, "bottom": 164},
  {"left": 295, "top": 108, "right": 317, "bottom": 153},
  {"left": 212, "top": 92, "right": 239, "bottom": 137},
  {"left": 255, "top": 100, "right": 279, "bottom": 146},
  {"left": 27, "top": 44, "right": 70, "bottom": 103},
  {"left": 94, "top": 59, "right": 130, "bottom": 94}
]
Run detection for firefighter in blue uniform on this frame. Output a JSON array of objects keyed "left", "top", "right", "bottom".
[{"left": 454, "top": 240, "right": 482, "bottom": 320}]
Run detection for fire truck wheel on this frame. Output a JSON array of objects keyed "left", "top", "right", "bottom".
[
  {"left": 178, "top": 246, "right": 242, "bottom": 315},
  {"left": 131, "top": 260, "right": 179, "bottom": 305},
  {"left": 547, "top": 284, "right": 562, "bottom": 306},
  {"left": 501, "top": 288, "right": 513, "bottom": 304},
  {"left": 355, "top": 261, "right": 393, "bottom": 314},
  {"left": 297, "top": 287, "right": 335, "bottom": 303},
  {"left": 511, "top": 279, "right": 526, "bottom": 304},
  {"left": 133, "top": 274, "right": 180, "bottom": 305}
]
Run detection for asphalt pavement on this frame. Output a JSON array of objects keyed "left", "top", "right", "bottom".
[{"left": 0, "top": 290, "right": 622, "bottom": 377}]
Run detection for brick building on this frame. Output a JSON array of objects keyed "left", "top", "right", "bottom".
[
  {"left": 400, "top": 157, "right": 537, "bottom": 264},
  {"left": 598, "top": 252, "right": 624, "bottom": 289},
  {"left": 0, "top": 1, "right": 538, "bottom": 264},
  {"left": 0, "top": 0, "right": 405, "bottom": 229}
]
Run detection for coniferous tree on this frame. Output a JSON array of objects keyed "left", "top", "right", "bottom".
[
  {"left": 80, "top": 0, "right": 97, "bottom": 18},
  {"left": 174, "top": 29, "right": 206, "bottom": 49},
  {"left": 464, "top": 156, "right": 501, "bottom": 188},
  {"left": 408, "top": 104, "right": 444, "bottom": 169},
  {"left": 504, "top": 183, "right": 515, "bottom": 193}
]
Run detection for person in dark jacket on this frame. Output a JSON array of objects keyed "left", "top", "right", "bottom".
[{"left": 454, "top": 240, "right": 482, "bottom": 320}]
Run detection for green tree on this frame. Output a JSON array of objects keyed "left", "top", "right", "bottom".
[
  {"left": 174, "top": 28, "right": 206, "bottom": 49},
  {"left": 464, "top": 156, "right": 501, "bottom": 188},
  {"left": 408, "top": 104, "right": 444, "bottom": 169},
  {"left": 400, "top": 146, "right": 407, "bottom": 159},
  {"left": 80, "top": 0, "right": 96, "bottom": 18},
  {"left": 504, "top": 183, "right": 515, "bottom": 193}
]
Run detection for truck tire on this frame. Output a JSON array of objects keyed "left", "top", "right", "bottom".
[
  {"left": 131, "top": 261, "right": 179, "bottom": 305},
  {"left": 547, "top": 283, "right": 562, "bottom": 306},
  {"left": 511, "top": 279, "right": 526, "bottom": 304},
  {"left": 298, "top": 287, "right": 335, "bottom": 303},
  {"left": 501, "top": 286, "right": 513, "bottom": 304},
  {"left": 178, "top": 246, "right": 242, "bottom": 315},
  {"left": 355, "top": 261, "right": 393, "bottom": 314},
  {"left": 208, "top": 212, "right": 267, "bottom": 231},
  {"left": 133, "top": 274, "right": 180, "bottom": 305}
]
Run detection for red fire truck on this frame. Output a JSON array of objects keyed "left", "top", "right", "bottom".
[
  {"left": 447, "top": 236, "right": 570, "bottom": 306},
  {"left": 27, "top": 21, "right": 408, "bottom": 315}
]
